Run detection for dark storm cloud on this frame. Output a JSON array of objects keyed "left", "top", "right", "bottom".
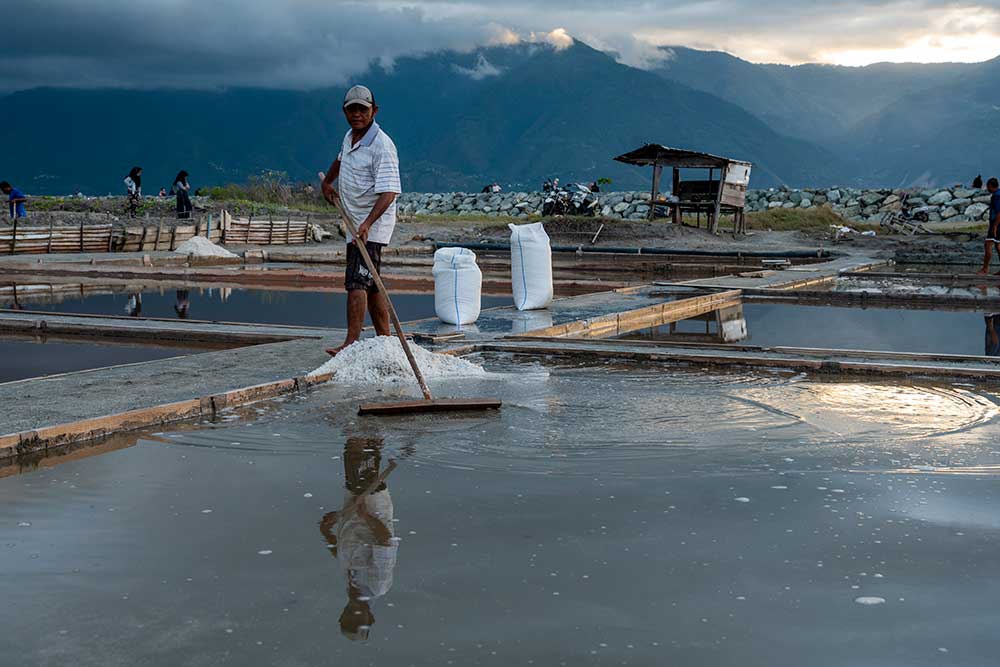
[{"left": 1, "top": 0, "right": 997, "bottom": 91}]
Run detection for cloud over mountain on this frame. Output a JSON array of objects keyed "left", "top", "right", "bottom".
[{"left": 1, "top": 1, "right": 998, "bottom": 92}]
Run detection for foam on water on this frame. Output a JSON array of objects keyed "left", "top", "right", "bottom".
[
  {"left": 854, "top": 596, "right": 886, "bottom": 606},
  {"left": 308, "top": 336, "right": 487, "bottom": 384}
]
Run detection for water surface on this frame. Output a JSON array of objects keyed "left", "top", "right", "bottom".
[
  {"left": 3, "top": 361, "right": 1000, "bottom": 665},
  {"left": 4, "top": 287, "right": 511, "bottom": 327},
  {"left": 0, "top": 338, "right": 202, "bottom": 384}
]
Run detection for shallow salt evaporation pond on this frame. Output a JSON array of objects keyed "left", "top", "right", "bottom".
[
  {"left": 4, "top": 359, "right": 1000, "bottom": 665},
  {"left": 5, "top": 286, "right": 512, "bottom": 327}
]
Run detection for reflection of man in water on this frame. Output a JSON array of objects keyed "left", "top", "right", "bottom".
[
  {"left": 319, "top": 437, "right": 398, "bottom": 642},
  {"left": 174, "top": 289, "right": 190, "bottom": 319},
  {"left": 986, "top": 314, "right": 1000, "bottom": 356},
  {"left": 126, "top": 292, "right": 142, "bottom": 317}
]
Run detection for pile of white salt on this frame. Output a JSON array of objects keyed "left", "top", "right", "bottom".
[
  {"left": 308, "top": 336, "right": 486, "bottom": 384},
  {"left": 173, "top": 236, "right": 238, "bottom": 258}
]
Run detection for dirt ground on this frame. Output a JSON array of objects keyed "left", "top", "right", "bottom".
[{"left": 22, "top": 195, "right": 990, "bottom": 264}]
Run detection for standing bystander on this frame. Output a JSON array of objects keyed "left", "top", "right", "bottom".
[
  {"left": 978, "top": 177, "right": 1000, "bottom": 274},
  {"left": 124, "top": 167, "right": 143, "bottom": 218},
  {"left": 0, "top": 182, "right": 26, "bottom": 220},
  {"left": 173, "top": 170, "right": 192, "bottom": 219}
]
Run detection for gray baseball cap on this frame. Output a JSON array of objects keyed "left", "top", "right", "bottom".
[{"left": 343, "top": 85, "right": 374, "bottom": 108}]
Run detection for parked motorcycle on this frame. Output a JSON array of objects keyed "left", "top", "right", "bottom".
[
  {"left": 542, "top": 183, "right": 599, "bottom": 217},
  {"left": 880, "top": 193, "right": 930, "bottom": 232}
]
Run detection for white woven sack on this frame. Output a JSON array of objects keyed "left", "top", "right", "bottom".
[
  {"left": 509, "top": 222, "right": 553, "bottom": 310},
  {"left": 433, "top": 247, "right": 482, "bottom": 325}
]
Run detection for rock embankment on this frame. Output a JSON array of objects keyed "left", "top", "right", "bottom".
[
  {"left": 744, "top": 187, "right": 992, "bottom": 225},
  {"left": 398, "top": 186, "right": 994, "bottom": 225}
]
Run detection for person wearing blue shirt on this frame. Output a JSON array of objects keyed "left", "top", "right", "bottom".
[
  {"left": 0, "top": 182, "right": 26, "bottom": 219},
  {"left": 979, "top": 177, "right": 1000, "bottom": 274}
]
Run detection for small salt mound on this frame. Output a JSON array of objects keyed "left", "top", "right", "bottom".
[
  {"left": 308, "top": 336, "right": 487, "bottom": 384},
  {"left": 173, "top": 236, "right": 238, "bottom": 258}
]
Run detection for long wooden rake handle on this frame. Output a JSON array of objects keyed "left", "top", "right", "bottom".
[{"left": 334, "top": 199, "right": 433, "bottom": 401}]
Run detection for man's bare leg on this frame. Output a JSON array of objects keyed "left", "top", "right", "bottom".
[
  {"left": 979, "top": 240, "right": 995, "bottom": 274},
  {"left": 326, "top": 289, "right": 368, "bottom": 356},
  {"left": 367, "top": 289, "right": 391, "bottom": 336}
]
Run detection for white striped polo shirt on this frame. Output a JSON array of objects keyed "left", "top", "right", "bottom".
[{"left": 337, "top": 121, "right": 402, "bottom": 245}]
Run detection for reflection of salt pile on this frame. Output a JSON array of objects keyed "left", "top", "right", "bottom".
[
  {"left": 173, "top": 236, "right": 238, "bottom": 258},
  {"left": 308, "top": 336, "right": 487, "bottom": 384}
]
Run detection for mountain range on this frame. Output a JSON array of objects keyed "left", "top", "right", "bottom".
[{"left": 0, "top": 39, "right": 994, "bottom": 195}]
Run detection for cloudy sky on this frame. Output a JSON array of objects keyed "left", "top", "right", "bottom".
[{"left": 2, "top": 0, "right": 999, "bottom": 91}]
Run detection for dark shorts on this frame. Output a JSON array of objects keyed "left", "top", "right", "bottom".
[
  {"left": 345, "top": 241, "right": 385, "bottom": 292},
  {"left": 989, "top": 219, "right": 1000, "bottom": 244}
]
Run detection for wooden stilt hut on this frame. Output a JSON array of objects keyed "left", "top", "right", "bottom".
[{"left": 614, "top": 145, "right": 752, "bottom": 234}]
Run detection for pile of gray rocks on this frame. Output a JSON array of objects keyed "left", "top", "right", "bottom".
[
  {"left": 397, "top": 191, "right": 654, "bottom": 220},
  {"left": 397, "top": 187, "right": 993, "bottom": 225},
  {"left": 744, "top": 186, "right": 993, "bottom": 225}
]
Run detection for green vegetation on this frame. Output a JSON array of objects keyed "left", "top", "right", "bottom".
[
  {"left": 206, "top": 171, "right": 325, "bottom": 208},
  {"left": 745, "top": 207, "right": 877, "bottom": 232}
]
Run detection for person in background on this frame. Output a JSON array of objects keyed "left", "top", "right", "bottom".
[
  {"left": 973, "top": 174, "right": 984, "bottom": 189},
  {"left": 124, "top": 167, "right": 142, "bottom": 218},
  {"left": 589, "top": 181, "right": 600, "bottom": 193},
  {"left": 158, "top": 187, "right": 167, "bottom": 197},
  {"left": 0, "top": 182, "right": 27, "bottom": 220},
  {"left": 490, "top": 182, "right": 502, "bottom": 193},
  {"left": 542, "top": 178, "right": 552, "bottom": 192},
  {"left": 978, "top": 177, "right": 1000, "bottom": 274},
  {"left": 319, "top": 436, "right": 399, "bottom": 643},
  {"left": 173, "top": 170, "right": 192, "bottom": 219},
  {"left": 552, "top": 177, "right": 560, "bottom": 190}
]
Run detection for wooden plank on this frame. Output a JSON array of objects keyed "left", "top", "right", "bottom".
[
  {"left": 0, "top": 370, "right": 337, "bottom": 462},
  {"left": 520, "top": 289, "right": 742, "bottom": 339}
]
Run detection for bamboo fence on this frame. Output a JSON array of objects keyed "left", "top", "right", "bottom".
[{"left": 0, "top": 210, "right": 313, "bottom": 255}]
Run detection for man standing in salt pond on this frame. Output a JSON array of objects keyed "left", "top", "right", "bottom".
[{"left": 321, "top": 85, "right": 402, "bottom": 356}]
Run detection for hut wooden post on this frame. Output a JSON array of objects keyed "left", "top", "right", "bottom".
[
  {"left": 285, "top": 215, "right": 291, "bottom": 244},
  {"left": 268, "top": 214, "right": 274, "bottom": 245},
  {"left": 671, "top": 168, "right": 681, "bottom": 225},
  {"left": 46, "top": 220, "right": 54, "bottom": 253},
  {"left": 154, "top": 222, "right": 162, "bottom": 251},
  {"left": 79, "top": 221, "right": 84, "bottom": 252},
  {"left": 169, "top": 225, "right": 177, "bottom": 251},
  {"left": 710, "top": 165, "right": 727, "bottom": 235},
  {"left": 649, "top": 164, "right": 662, "bottom": 221}
]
